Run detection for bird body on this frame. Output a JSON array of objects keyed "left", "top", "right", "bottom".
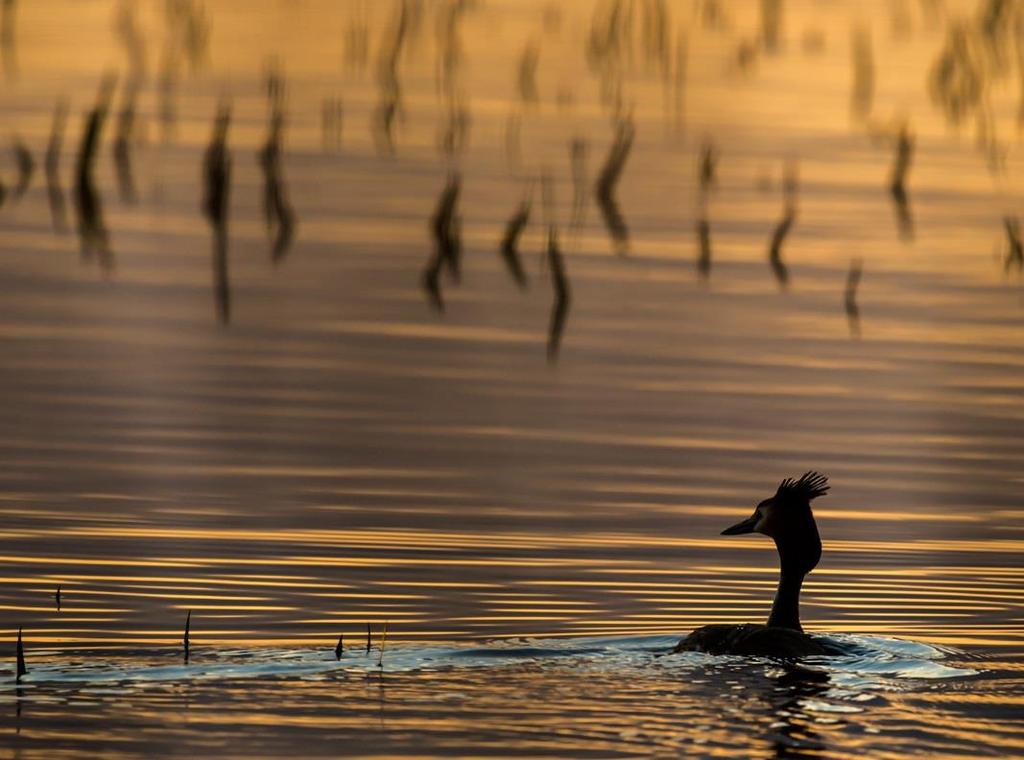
[{"left": 674, "top": 472, "right": 836, "bottom": 658}]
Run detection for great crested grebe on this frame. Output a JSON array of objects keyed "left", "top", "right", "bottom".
[{"left": 674, "top": 472, "right": 841, "bottom": 657}]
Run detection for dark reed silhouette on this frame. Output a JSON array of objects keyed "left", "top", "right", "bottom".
[
  {"left": 1004, "top": 216, "right": 1023, "bottom": 272},
  {"left": 850, "top": 25, "right": 874, "bottom": 120},
  {"left": 113, "top": 0, "right": 146, "bottom": 80},
  {"left": 335, "top": 634, "right": 344, "bottom": 660},
  {"left": 500, "top": 200, "right": 530, "bottom": 289},
  {"left": 259, "top": 108, "right": 296, "bottom": 264},
  {"left": 16, "top": 627, "right": 26, "bottom": 681},
  {"left": 696, "top": 217, "right": 712, "bottom": 279},
  {"left": 55, "top": 584, "right": 61, "bottom": 611},
  {"left": 595, "top": 118, "right": 634, "bottom": 255},
  {"left": 890, "top": 125, "right": 914, "bottom": 241},
  {"left": 698, "top": 139, "right": 718, "bottom": 192},
  {"left": 1, "top": 0, "right": 16, "bottom": 80},
  {"left": 183, "top": 609, "right": 191, "bottom": 663},
  {"left": 768, "top": 161, "right": 798, "bottom": 287},
  {"left": 675, "top": 472, "right": 843, "bottom": 657},
  {"left": 74, "top": 76, "right": 116, "bottom": 272},
  {"left": 46, "top": 99, "right": 69, "bottom": 232},
  {"left": 366, "top": 623, "right": 372, "bottom": 654},
  {"left": 845, "top": 258, "right": 863, "bottom": 338},
  {"left": 570, "top": 138, "right": 588, "bottom": 231},
  {"left": 373, "top": 0, "right": 410, "bottom": 156},
  {"left": 517, "top": 41, "right": 539, "bottom": 105},
  {"left": 321, "top": 97, "right": 343, "bottom": 151},
  {"left": 11, "top": 137, "right": 33, "bottom": 200},
  {"left": 113, "top": 83, "right": 139, "bottom": 204},
  {"left": 422, "top": 174, "right": 461, "bottom": 312},
  {"left": 760, "top": 0, "right": 783, "bottom": 54},
  {"left": 439, "top": 102, "right": 470, "bottom": 157},
  {"left": 203, "top": 102, "right": 232, "bottom": 324},
  {"left": 546, "top": 226, "right": 571, "bottom": 363}
]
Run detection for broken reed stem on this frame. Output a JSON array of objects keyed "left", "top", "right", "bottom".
[
  {"left": 366, "top": 623, "right": 371, "bottom": 654},
  {"left": 335, "top": 634, "right": 344, "bottom": 660},
  {"left": 377, "top": 621, "right": 388, "bottom": 669},
  {"left": 16, "top": 627, "right": 26, "bottom": 682},
  {"left": 183, "top": 609, "right": 191, "bottom": 663}
]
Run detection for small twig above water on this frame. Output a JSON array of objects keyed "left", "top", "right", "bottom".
[
  {"left": 16, "top": 627, "right": 26, "bottom": 682},
  {"left": 183, "top": 609, "right": 191, "bottom": 663}
]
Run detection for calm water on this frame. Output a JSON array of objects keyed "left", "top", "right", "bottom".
[{"left": 1, "top": 0, "right": 1023, "bottom": 756}]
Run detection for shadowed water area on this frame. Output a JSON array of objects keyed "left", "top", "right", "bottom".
[{"left": 1, "top": 0, "right": 1023, "bottom": 756}]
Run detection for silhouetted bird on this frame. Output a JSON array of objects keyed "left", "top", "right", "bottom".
[{"left": 674, "top": 472, "right": 843, "bottom": 657}]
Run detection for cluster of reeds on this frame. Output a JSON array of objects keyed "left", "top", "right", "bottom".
[{"left": 12, "top": 599, "right": 394, "bottom": 680}]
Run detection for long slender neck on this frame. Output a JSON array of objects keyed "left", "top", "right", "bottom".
[{"left": 767, "top": 569, "right": 805, "bottom": 631}]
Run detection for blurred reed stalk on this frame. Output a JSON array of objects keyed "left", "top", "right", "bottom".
[
  {"left": 113, "top": 82, "right": 138, "bottom": 204},
  {"left": 422, "top": 174, "right": 461, "bottom": 312},
  {"left": 850, "top": 25, "right": 874, "bottom": 120},
  {"left": 74, "top": 75, "right": 116, "bottom": 271},
  {"left": 11, "top": 137, "right": 33, "bottom": 200},
  {"left": 259, "top": 107, "right": 296, "bottom": 264},
  {"left": 500, "top": 200, "right": 530, "bottom": 289},
  {"left": 768, "top": 161, "right": 798, "bottom": 287},
  {"left": 697, "top": 217, "right": 711, "bottom": 279},
  {"left": 546, "top": 226, "right": 571, "bottom": 363},
  {"left": 889, "top": 125, "right": 914, "bottom": 241},
  {"left": 1004, "top": 216, "right": 1023, "bottom": 272},
  {"left": 46, "top": 99, "right": 69, "bottom": 232},
  {"left": 595, "top": 118, "right": 634, "bottom": 255},
  {"left": 845, "top": 258, "right": 863, "bottom": 338},
  {"left": 202, "top": 101, "right": 232, "bottom": 324}
]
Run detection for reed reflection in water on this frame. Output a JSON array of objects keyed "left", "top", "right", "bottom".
[{"left": 0, "top": 0, "right": 1023, "bottom": 757}]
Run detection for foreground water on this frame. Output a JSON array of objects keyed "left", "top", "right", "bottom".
[
  {"left": 6, "top": 634, "right": 1023, "bottom": 758},
  {"left": 1, "top": 0, "right": 1024, "bottom": 756}
]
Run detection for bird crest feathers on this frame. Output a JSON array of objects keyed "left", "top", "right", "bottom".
[{"left": 775, "top": 471, "right": 829, "bottom": 502}]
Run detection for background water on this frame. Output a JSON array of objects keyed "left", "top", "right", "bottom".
[{"left": 1, "top": 0, "right": 1023, "bottom": 756}]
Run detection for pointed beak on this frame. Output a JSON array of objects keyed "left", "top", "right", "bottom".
[{"left": 721, "top": 512, "right": 759, "bottom": 535}]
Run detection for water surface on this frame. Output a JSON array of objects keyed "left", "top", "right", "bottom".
[{"left": 1, "top": 0, "right": 1023, "bottom": 756}]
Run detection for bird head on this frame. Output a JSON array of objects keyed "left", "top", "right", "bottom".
[{"left": 721, "top": 472, "right": 829, "bottom": 573}]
